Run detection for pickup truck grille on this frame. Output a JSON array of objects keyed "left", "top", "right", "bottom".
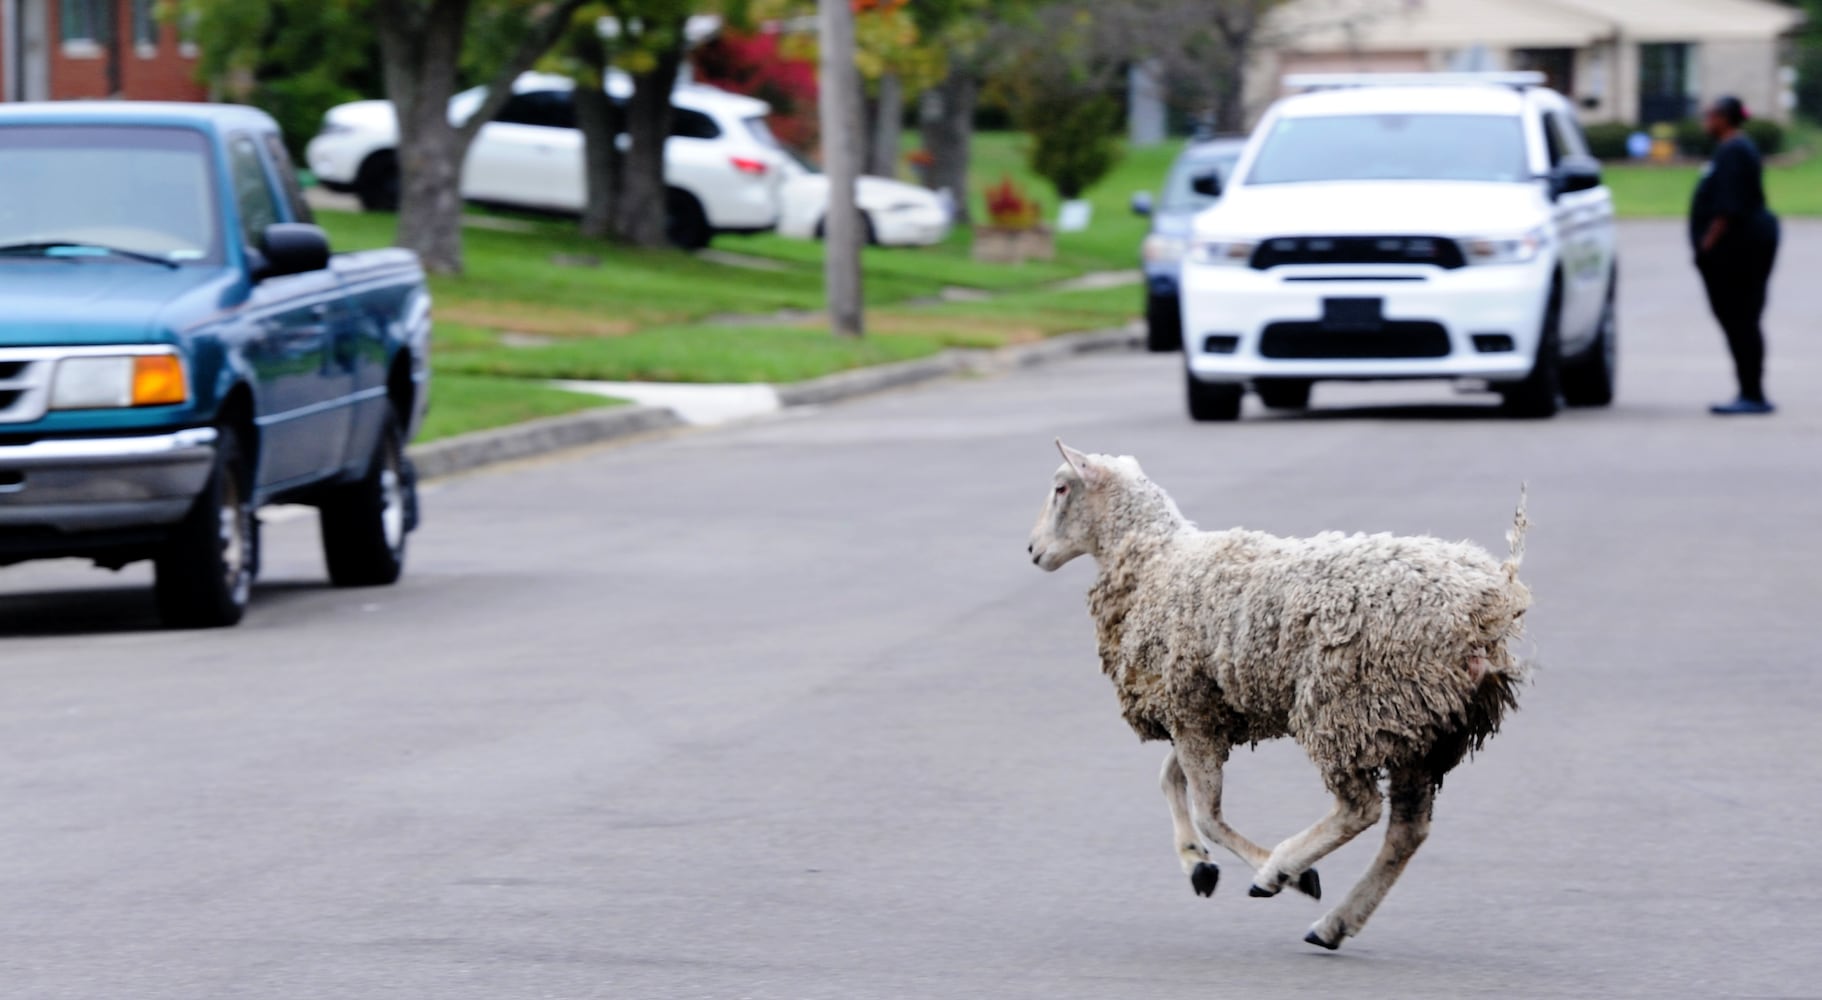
[
  {"left": 1252, "top": 236, "right": 1465, "bottom": 270},
  {"left": 1259, "top": 321, "right": 1452, "bottom": 359},
  {"left": 0, "top": 355, "right": 51, "bottom": 424}
]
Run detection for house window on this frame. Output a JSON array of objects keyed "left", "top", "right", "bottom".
[
  {"left": 1639, "top": 43, "right": 1696, "bottom": 124},
  {"left": 133, "top": 0, "right": 158, "bottom": 50},
  {"left": 59, "top": 0, "right": 111, "bottom": 48}
]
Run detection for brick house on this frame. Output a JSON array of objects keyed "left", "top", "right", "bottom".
[
  {"left": 1263, "top": 0, "right": 1805, "bottom": 125},
  {"left": 2, "top": 0, "right": 206, "bottom": 102}
]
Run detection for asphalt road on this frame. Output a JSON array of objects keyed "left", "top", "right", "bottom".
[{"left": 2, "top": 221, "right": 1819, "bottom": 999}]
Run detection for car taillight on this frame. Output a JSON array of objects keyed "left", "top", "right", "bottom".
[{"left": 730, "top": 156, "right": 768, "bottom": 176}]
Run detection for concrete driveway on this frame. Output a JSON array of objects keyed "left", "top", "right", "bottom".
[{"left": 0, "top": 221, "right": 1817, "bottom": 998}]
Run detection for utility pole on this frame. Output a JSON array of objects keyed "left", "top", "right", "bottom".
[{"left": 819, "top": 0, "right": 865, "bottom": 337}]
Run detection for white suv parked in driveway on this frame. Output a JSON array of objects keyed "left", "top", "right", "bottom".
[
  {"left": 1179, "top": 73, "right": 1617, "bottom": 420},
  {"left": 307, "top": 71, "right": 786, "bottom": 248}
]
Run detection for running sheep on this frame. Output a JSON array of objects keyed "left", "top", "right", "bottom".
[{"left": 1026, "top": 441, "right": 1530, "bottom": 951}]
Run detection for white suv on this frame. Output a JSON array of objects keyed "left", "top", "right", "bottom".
[
  {"left": 307, "top": 71, "right": 786, "bottom": 248},
  {"left": 1179, "top": 73, "right": 1617, "bottom": 420}
]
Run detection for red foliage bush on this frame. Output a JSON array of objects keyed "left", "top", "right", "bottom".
[{"left": 691, "top": 29, "right": 820, "bottom": 152}]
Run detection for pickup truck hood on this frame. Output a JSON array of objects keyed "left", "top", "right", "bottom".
[
  {"left": 0, "top": 265, "right": 228, "bottom": 346},
  {"left": 1194, "top": 181, "right": 1548, "bottom": 240}
]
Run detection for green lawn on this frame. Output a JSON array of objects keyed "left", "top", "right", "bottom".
[{"left": 419, "top": 374, "right": 625, "bottom": 442}]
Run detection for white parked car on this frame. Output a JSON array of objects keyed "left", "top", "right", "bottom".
[
  {"left": 774, "top": 154, "right": 952, "bottom": 247},
  {"left": 306, "top": 72, "right": 786, "bottom": 248},
  {"left": 1178, "top": 73, "right": 1617, "bottom": 420}
]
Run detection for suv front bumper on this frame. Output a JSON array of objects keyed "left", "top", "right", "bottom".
[{"left": 0, "top": 428, "right": 216, "bottom": 535}]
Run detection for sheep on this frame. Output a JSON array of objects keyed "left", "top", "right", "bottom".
[{"left": 1026, "top": 440, "right": 1529, "bottom": 951}]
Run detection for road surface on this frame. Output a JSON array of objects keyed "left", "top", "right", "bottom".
[{"left": 1, "top": 222, "right": 1818, "bottom": 998}]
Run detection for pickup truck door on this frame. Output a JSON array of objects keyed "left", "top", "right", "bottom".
[{"left": 228, "top": 133, "right": 353, "bottom": 489}]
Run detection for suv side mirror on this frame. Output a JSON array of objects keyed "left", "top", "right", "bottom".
[
  {"left": 1549, "top": 155, "right": 1602, "bottom": 199},
  {"left": 258, "top": 223, "right": 330, "bottom": 279},
  {"left": 1190, "top": 172, "right": 1223, "bottom": 198},
  {"left": 1130, "top": 191, "right": 1154, "bottom": 217}
]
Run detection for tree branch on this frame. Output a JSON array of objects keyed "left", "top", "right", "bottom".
[{"left": 458, "top": 0, "right": 597, "bottom": 144}]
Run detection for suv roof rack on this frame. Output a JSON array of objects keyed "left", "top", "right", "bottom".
[{"left": 1283, "top": 72, "right": 1546, "bottom": 93}]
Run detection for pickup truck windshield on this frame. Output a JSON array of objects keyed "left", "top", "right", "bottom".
[
  {"left": 1245, "top": 114, "right": 1530, "bottom": 186},
  {"left": 0, "top": 126, "right": 222, "bottom": 264}
]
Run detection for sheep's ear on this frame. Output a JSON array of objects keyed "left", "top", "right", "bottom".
[{"left": 1055, "top": 439, "right": 1100, "bottom": 484}]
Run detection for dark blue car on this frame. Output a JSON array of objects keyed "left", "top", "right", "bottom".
[
  {"left": 0, "top": 103, "right": 431, "bottom": 627},
  {"left": 1131, "top": 137, "right": 1246, "bottom": 352}
]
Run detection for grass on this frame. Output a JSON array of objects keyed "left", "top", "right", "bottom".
[
  {"left": 1600, "top": 122, "right": 1822, "bottom": 218},
  {"left": 418, "top": 374, "right": 625, "bottom": 442}
]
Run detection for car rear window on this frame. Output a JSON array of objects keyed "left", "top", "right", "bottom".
[{"left": 1245, "top": 114, "right": 1529, "bottom": 185}]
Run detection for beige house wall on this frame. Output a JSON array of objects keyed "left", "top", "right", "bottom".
[{"left": 1699, "top": 38, "right": 1785, "bottom": 121}]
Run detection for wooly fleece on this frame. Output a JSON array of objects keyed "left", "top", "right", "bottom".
[{"left": 1036, "top": 448, "right": 1529, "bottom": 790}]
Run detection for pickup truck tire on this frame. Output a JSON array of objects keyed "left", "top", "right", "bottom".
[
  {"left": 1145, "top": 294, "right": 1182, "bottom": 352},
  {"left": 153, "top": 425, "right": 256, "bottom": 629},
  {"left": 1255, "top": 379, "right": 1313, "bottom": 411},
  {"left": 1561, "top": 273, "right": 1617, "bottom": 408},
  {"left": 355, "top": 152, "right": 400, "bottom": 213},
  {"left": 1186, "top": 372, "right": 1243, "bottom": 422},
  {"left": 1501, "top": 286, "right": 1563, "bottom": 419},
  {"left": 320, "top": 404, "right": 412, "bottom": 587}
]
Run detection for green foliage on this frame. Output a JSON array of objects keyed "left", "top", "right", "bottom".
[
  {"left": 1582, "top": 122, "right": 1636, "bottom": 161},
  {"left": 1025, "top": 94, "right": 1122, "bottom": 199},
  {"left": 1674, "top": 117, "right": 1714, "bottom": 158},
  {"left": 1745, "top": 118, "right": 1787, "bottom": 156}
]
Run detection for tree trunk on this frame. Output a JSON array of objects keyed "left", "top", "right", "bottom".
[
  {"left": 575, "top": 76, "right": 623, "bottom": 241},
  {"left": 866, "top": 72, "right": 903, "bottom": 178},
  {"left": 917, "top": 65, "right": 976, "bottom": 224},
  {"left": 1212, "top": 58, "right": 1248, "bottom": 134},
  {"left": 378, "top": 0, "right": 471, "bottom": 274},
  {"left": 615, "top": 33, "right": 684, "bottom": 249},
  {"left": 819, "top": 0, "right": 864, "bottom": 337}
]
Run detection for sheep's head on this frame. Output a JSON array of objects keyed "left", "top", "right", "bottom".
[{"left": 1028, "top": 440, "right": 1139, "bottom": 571}]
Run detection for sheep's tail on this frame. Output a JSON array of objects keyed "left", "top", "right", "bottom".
[{"left": 1503, "top": 483, "right": 1529, "bottom": 582}]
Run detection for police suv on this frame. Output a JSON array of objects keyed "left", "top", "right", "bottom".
[{"left": 1178, "top": 73, "right": 1617, "bottom": 420}]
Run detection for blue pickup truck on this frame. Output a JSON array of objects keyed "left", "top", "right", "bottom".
[{"left": 0, "top": 103, "right": 430, "bottom": 627}]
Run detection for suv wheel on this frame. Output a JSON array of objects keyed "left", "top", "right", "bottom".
[
  {"left": 154, "top": 425, "right": 257, "bottom": 628},
  {"left": 1501, "top": 284, "right": 1564, "bottom": 419},
  {"left": 1145, "top": 294, "right": 1183, "bottom": 353},
  {"left": 1186, "top": 371, "right": 1243, "bottom": 422},
  {"left": 320, "top": 403, "right": 415, "bottom": 587},
  {"left": 1255, "top": 379, "right": 1312, "bottom": 411},
  {"left": 355, "top": 152, "right": 400, "bottom": 213},
  {"left": 1562, "top": 272, "right": 1617, "bottom": 408},
  {"left": 666, "top": 189, "right": 712, "bottom": 250}
]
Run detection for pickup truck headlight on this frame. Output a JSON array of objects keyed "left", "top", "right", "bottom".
[
  {"left": 1461, "top": 227, "right": 1549, "bottom": 266},
  {"left": 50, "top": 353, "right": 187, "bottom": 410},
  {"left": 1189, "top": 238, "right": 1257, "bottom": 267},
  {"left": 1142, "top": 234, "right": 1189, "bottom": 264}
]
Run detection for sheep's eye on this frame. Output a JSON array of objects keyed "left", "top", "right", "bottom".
[{"left": 1055, "top": 484, "right": 1068, "bottom": 497}]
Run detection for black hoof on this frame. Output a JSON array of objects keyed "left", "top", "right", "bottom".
[
  {"left": 1248, "top": 883, "right": 1276, "bottom": 898},
  {"left": 1304, "top": 928, "right": 1342, "bottom": 951},
  {"left": 1296, "top": 869, "right": 1322, "bottom": 900},
  {"left": 1190, "top": 862, "right": 1220, "bottom": 897}
]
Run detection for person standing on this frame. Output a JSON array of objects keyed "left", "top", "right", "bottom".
[{"left": 1689, "top": 96, "right": 1780, "bottom": 415}]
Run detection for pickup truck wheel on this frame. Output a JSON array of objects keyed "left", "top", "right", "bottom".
[
  {"left": 1501, "top": 286, "right": 1564, "bottom": 419},
  {"left": 355, "top": 152, "right": 400, "bottom": 213},
  {"left": 1186, "top": 371, "right": 1243, "bottom": 422},
  {"left": 153, "top": 425, "right": 256, "bottom": 629},
  {"left": 666, "top": 189, "right": 712, "bottom": 250},
  {"left": 321, "top": 405, "right": 414, "bottom": 587},
  {"left": 1145, "top": 294, "right": 1183, "bottom": 352},
  {"left": 1255, "top": 379, "right": 1312, "bottom": 410},
  {"left": 1561, "top": 273, "right": 1617, "bottom": 408}
]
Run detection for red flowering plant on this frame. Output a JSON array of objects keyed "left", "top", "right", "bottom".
[{"left": 984, "top": 176, "right": 1042, "bottom": 231}]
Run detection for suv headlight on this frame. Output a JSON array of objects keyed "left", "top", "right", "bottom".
[
  {"left": 50, "top": 353, "right": 188, "bottom": 410},
  {"left": 1460, "top": 226, "right": 1549, "bottom": 266},
  {"left": 1189, "top": 238, "right": 1257, "bottom": 267},
  {"left": 1142, "top": 234, "right": 1188, "bottom": 264}
]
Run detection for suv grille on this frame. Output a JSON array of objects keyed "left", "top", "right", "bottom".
[
  {"left": 1252, "top": 236, "right": 1465, "bottom": 270},
  {"left": 1259, "top": 321, "right": 1452, "bottom": 359}
]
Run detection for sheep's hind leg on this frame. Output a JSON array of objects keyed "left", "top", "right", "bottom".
[
  {"left": 1305, "top": 770, "right": 1434, "bottom": 951},
  {"left": 1172, "top": 740, "right": 1321, "bottom": 900},
  {"left": 1249, "top": 771, "right": 1380, "bottom": 899}
]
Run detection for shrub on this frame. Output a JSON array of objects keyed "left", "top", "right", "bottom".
[
  {"left": 1675, "top": 118, "right": 1715, "bottom": 158},
  {"left": 1673, "top": 116, "right": 1786, "bottom": 159},
  {"left": 1744, "top": 118, "right": 1786, "bottom": 156},
  {"left": 1582, "top": 122, "right": 1635, "bottom": 161},
  {"left": 1024, "top": 93, "right": 1123, "bottom": 201}
]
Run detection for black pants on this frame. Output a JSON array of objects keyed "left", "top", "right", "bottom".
[{"left": 1698, "top": 229, "right": 1780, "bottom": 402}]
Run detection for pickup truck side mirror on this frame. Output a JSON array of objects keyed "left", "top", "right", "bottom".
[
  {"left": 258, "top": 223, "right": 331, "bottom": 279},
  {"left": 1130, "top": 191, "right": 1154, "bottom": 217},
  {"left": 1549, "top": 155, "right": 1603, "bottom": 199},
  {"left": 1190, "top": 172, "right": 1223, "bottom": 198}
]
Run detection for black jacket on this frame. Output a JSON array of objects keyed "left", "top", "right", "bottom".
[{"left": 1690, "top": 135, "right": 1778, "bottom": 254}]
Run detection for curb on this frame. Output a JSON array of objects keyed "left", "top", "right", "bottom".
[{"left": 411, "top": 325, "right": 1139, "bottom": 480}]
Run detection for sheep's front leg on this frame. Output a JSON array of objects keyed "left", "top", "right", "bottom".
[
  {"left": 1249, "top": 770, "right": 1380, "bottom": 899},
  {"left": 1306, "top": 770, "right": 1434, "bottom": 950},
  {"left": 1172, "top": 738, "right": 1321, "bottom": 900}
]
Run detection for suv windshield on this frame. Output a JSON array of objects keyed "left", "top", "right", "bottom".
[
  {"left": 1245, "top": 114, "right": 1529, "bottom": 185},
  {"left": 1162, "top": 152, "right": 1241, "bottom": 212},
  {"left": 0, "top": 126, "right": 222, "bottom": 264}
]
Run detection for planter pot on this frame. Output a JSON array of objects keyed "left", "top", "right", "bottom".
[{"left": 973, "top": 225, "right": 1055, "bottom": 264}]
